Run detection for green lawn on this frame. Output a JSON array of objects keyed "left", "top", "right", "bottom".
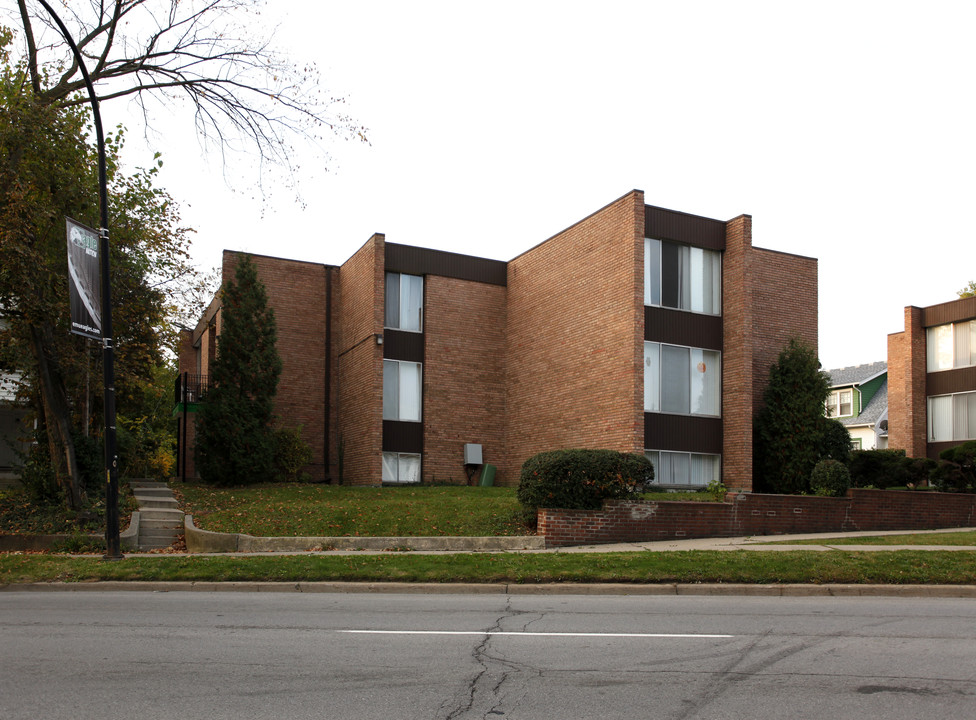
[
  {"left": 767, "top": 531, "right": 976, "bottom": 546},
  {"left": 174, "top": 483, "right": 717, "bottom": 537},
  {"left": 5, "top": 484, "right": 976, "bottom": 586},
  {"left": 3, "top": 549, "right": 976, "bottom": 586},
  {"left": 175, "top": 483, "right": 534, "bottom": 537}
]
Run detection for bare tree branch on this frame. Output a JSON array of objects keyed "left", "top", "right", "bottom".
[{"left": 6, "top": 0, "right": 366, "bottom": 192}]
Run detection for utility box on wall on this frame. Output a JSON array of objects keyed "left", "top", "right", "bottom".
[{"left": 463, "top": 443, "right": 483, "bottom": 465}]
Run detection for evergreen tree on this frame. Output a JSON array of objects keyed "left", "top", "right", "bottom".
[
  {"left": 753, "top": 338, "right": 834, "bottom": 494},
  {"left": 195, "top": 255, "right": 281, "bottom": 486}
]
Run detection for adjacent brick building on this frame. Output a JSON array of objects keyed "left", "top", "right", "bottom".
[
  {"left": 176, "top": 191, "right": 818, "bottom": 491},
  {"left": 888, "top": 295, "right": 976, "bottom": 459}
]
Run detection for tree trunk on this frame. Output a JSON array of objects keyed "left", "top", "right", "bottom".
[{"left": 28, "top": 323, "right": 84, "bottom": 509}]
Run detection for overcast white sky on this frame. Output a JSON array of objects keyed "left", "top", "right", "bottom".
[{"left": 107, "top": 0, "right": 974, "bottom": 371}]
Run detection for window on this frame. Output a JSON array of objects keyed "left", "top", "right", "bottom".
[
  {"left": 645, "top": 450, "right": 720, "bottom": 487},
  {"left": 850, "top": 438, "right": 862, "bottom": 450},
  {"left": 826, "top": 389, "right": 853, "bottom": 418},
  {"left": 385, "top": 272, "right": 424, "bottom": 332},
  {"left": 644, "top": 238, "right": 721, "bottom": 315},
  {"left": 927, "top": 320, "right": 976, "bottom": 371},
  {"left": 383, "top": 360, "right": 422, "bottom": 421},
  {"left": 383, "top": 452, "right": 421, "bottom": 483},
  {"left": 928, "top": 391, "right": 976, "bottom": 442},
  {"left": 644, "top": 342, "right": 721, "bottom": 416}
]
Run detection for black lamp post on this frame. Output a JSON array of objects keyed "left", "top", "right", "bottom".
[{"left": 36, "top": 1, "right": 122, "bottom": 560}]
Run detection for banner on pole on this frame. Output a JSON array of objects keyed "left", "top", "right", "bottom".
[{"left": 66, "top": 217, "right": 102, "bottom": 339}]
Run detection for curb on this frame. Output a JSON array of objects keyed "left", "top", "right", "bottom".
[{"left": 3, "top": 581, "right": 976, "bottom": 598}]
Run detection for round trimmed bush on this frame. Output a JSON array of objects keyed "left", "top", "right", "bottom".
[
  {"left": 516, "top": 449, "right": 653, "bottom": 517},
  {"left": 810, "top": 459, "right": 851, "bottom": 497}
]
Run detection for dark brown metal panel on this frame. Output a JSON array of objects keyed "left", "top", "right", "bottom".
[
  {"left": 644, "top": 414, "right": 723, "bottom": 454},
  {"left": 922, "top": 296, "right": 976, "bottom": 327},
  {"left": 383, "top": 329, "right": 424, "bottom": 362},
  {"left": 645, "top": 307, "right": 723, "bottom": 350},
  {"left": 927, "top": 366, "right": 976, "bottom": 396},
  {"left": 644, "top": 205, "right": 726, "bottom": 251},
  {"left": 383, "top": 421, "right": 423, "bottom": 453},
  {"left": 385, "top": 243, "right": 507, "bottom": 286}
]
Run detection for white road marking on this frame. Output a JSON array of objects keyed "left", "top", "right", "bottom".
[{"left": 338, "top": 630, "right": 733, "bottom": 638}]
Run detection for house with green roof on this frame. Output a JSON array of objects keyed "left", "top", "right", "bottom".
[{"left": 825, "top": 361, "right": 888, "bottom": 450}]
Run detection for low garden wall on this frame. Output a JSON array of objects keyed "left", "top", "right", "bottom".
[{"left": 538, "top": 489, "right": 976, "bottom": 548}]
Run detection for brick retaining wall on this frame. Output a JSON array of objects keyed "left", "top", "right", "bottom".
[{"left": 538, "top": 490, "right": 976, "bottom": 547}]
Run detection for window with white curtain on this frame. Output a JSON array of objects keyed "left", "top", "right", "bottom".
[
  {"left": 382, "top": 452, "right": 421, "bottom": 483},
  {"left": 928, "top": 391, "right": 976, "bottom": 442},
  {"left": 644, "top": 342, "right": 721, "bottom": 416},
  {"left": 644, "top": 238, "right": 721, "bottom": 315},
  {"left": 645, "top": 450, "right": 720, "bottom": 487},
  {"left": 383, "top": 360, "right": 422, "bottom": 421},
  {"left": 927, "top": 320, "right": 976, "bottom": 371},
  {"left": 385, "top": 272, "right": 424, "bottom": 332},
  {"left": 643, "top": 342, "right": 660, "bottom": 412}
]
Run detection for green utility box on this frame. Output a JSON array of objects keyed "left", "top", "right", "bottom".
[{"left": 479, "top": 464, "right": 496, "bottom": 487}]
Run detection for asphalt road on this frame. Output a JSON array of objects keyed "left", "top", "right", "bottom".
[{"left": 2, "top": 591, "right": 975, "bottom": 719}]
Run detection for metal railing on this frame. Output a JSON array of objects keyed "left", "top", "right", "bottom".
[{"left": 174, "top": 372, "right": 211, "bottom": 405}]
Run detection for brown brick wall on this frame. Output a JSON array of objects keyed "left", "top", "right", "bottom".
[
  {"left": 423, "top": 276, "right": 508, "bottom": 484},
  {"left": 176, "top": 195, "right": 822, "bottom": 491},
  {"left": 721, "top": 215, "right": 754, "bottom": 490},
  {"left": 750, "top": 247, "right": 819, "bottom": 413},
  {"left": 336, "top": 235, "right": 385, "bottom": 485},
  {"left": 887, "top": 307, "right": 927, "bottom": 457},
  {"left": 539, "top": 489, "right": 976, "bottom": 547},
  {"left": 720, "top": 221, "right": 818, "bottom": 492},
  {"left": 504, "top": 191, "right": 645, "bottom": 482},
  {"left": 177, "top": 330, "right": 195, "bottom": 374},
  {"left": 325, "top": 266, "right": 340, "bottom": 478}
]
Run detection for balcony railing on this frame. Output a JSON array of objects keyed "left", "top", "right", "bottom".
[{"left": 174, "top": 372, "right": 211, "bottom": 406}]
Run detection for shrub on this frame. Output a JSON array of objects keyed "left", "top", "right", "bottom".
[
  {"left": 704, "top": 479, "right": 728, "bottom": 501},
  {"left": 810, "top": 459, "right": 850, "bottom": 497},
  {"left": 904, "top": 457, "right": 937, "bottom": 488},
  {"left": 849, "top": 449, "right": 909, "bottom": 489},
  {"left": 932, "top": 441, "right": 976, "bottom": 493},
  {"left": 274, "top": 425, "right": 313, "bottom": 482},
  {"left": 849, "top": 449, "right": 939, "bottom": 490},
  {"left": 753, "top": 338, "right": 831, "bottom": 494},
  {"left": 18, "top": 442, "right": 59, "bottom": 506},
  {"left": 817, "top": 418, "right": 852, "bottom": 465},
  {"left": 517, "top": 449, "right": 653, "bottom": 516}
]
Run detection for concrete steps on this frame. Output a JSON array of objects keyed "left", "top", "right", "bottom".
[{"left": 128, "top": 481, "right": 184, "bottom": 550}]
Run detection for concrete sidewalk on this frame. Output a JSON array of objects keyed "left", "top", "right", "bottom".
[
  {"left": 116, "top": 526, "right": 976, "bottom": 558},
  {"left": 551, "top": 527, "right": 976, "bottom": 554}
]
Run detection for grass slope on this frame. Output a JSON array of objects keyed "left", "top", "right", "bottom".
[
  {"left": 175, "top": 483, "right": 717, "bottom": 538},
  {"left": 770, "top": 531, "right": 976, "bottom": 546},
  {"left": 175, "top": 484, "right": 533, "bottom": 537},
  {"left": 3, "top": 550, "right": 976, "bottom": 586}
]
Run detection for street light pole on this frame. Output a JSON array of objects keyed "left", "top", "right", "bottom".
[{"left": 36, "top": 0, "right": 122, "bottom": 560}]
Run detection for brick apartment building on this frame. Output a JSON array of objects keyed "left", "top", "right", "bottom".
[
  {"left": 887, "top": 295, "right": 976, "bottom": 459},
  {"left": 176, "top": 190, "right": 818, "bottom": 491}
]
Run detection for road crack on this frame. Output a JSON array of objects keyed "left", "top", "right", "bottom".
[{"left": 440, "top": 597, "right": 538, "bottom": 720}]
